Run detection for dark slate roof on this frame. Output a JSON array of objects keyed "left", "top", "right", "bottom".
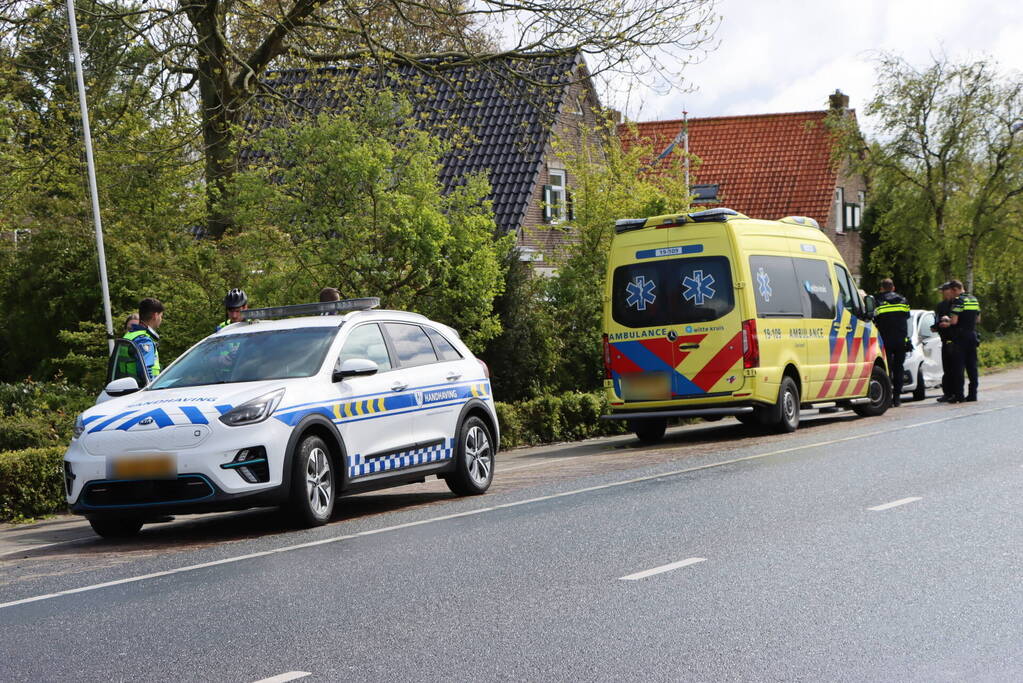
[{"left": 247, "top": 55, "right": 581, "bottom": 235}]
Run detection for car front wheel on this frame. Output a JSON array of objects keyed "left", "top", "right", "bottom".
[
  {"left": 446, "top": 416, "right": 495, "bottom": 496},
  {"left": 288, "top": 434, "right": 335, "bottom": 526},
  {"left": 88, "top": 517, "right": 143, "bottom": 539}
]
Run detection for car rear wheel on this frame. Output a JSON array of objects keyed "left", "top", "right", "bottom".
[
  {"left": 88, "top": 517, "right": 143, "bottom": 539},
  {"left": 765, "top": 376, "right": 800, "bottom": 433},
  {"left": 630, "top": 418, "right": 667, "bottom": 444},
  {"left": 854, "top": 365, "right": 892, "bottom": 417},
  {"left": 913, "top": 363, "right": 927, "bottom": 401},
  {"left": 446, "top": 416, "right": 495, "bottom": 496},
  {"left": 288, "top": 434, "right": 335, "bottom": 526}
]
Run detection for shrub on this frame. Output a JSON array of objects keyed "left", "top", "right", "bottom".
[
  {"left": 0, "top": 446, "right": 67, "bottom": 523},
  {"left": 0, "top": 413, "right": 58, "bottom": 451},
  {"left": 0, "top": 381, "right": 92, "bottom": 449},
  {"left": 495, "top": 389, "right": 627, "bottom": 448},
  {"left": 979, "top": 333, "right": 1023, "bottom": 369}
]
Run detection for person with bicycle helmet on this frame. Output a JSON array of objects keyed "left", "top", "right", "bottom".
[{"left": 216, "top": 288, "right": 249, "bottom": 332}]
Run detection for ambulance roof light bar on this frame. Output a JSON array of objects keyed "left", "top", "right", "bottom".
[
  {"left": 241, "top": 297, "right": 380, "bottom": 320},
  {"left": 614, "top": 208, "right": 741, "bottom": 234},
  {"left": 778, "top": 216, "right": 821, "bottom": 230}
]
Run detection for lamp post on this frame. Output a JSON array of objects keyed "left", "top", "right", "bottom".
[{"left": 66, "top": 0, "right": 115, "bottom": 353}]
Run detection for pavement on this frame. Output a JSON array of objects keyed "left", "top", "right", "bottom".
[{"left": 3, "top": 368, "right": 1023, "bottom": 681}]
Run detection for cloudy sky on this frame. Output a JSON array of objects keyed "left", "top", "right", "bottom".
[{"left": 604, "top": 0, "right": 1023, "bottom": 137}]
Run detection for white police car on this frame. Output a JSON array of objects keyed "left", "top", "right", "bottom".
[
  {"left": 901, "top": 309, "right": 944, "bottom": 401},
  {"left": 65, "top": 299, "right": 499, "bottom": 538}
]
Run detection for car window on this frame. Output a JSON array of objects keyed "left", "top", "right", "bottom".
[
  {"left": 749, "top": 255, "right": 804, "bottom": 318},
  {"left": 833, "top": 263, "right": 860, "bottom": 313},
  {"left": 917, "top": 312, "right": 936, "bottom": 338},
  {"left": 792, "top": 258, "right": 836, "bottom": 319},
  {"left": 338, "top": 323, "right": 392, "bottom": 371},
  {"left": 384, "top": 323, "right": 439, "bottom": 367},
  {"left": 425, "top": 327, "right": 462, "bottom": 361},
  {"left": 611, "top": 256, "right": 735, "bottom": 328},
  {"left": 149, "top": 327, "right": 338, "bottom": 389}
]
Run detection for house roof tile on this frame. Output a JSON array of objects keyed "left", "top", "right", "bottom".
[{"left": 618, "top": 110, "right": 845, "bottom": 223}]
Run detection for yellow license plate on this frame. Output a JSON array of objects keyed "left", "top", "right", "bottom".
[
  {"left": 109, "top": 454, "right": 176, "bottom": 480},
  {"left": 621, "top": 373, "right": 671, "bottom": 401}
]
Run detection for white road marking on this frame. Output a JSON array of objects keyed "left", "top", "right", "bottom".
[
  {"left": 253, "top": 672, "right": 311, "bottom": 683},
  {"left": 868, "top": 497, "right": 922, "bottom": 511},
  {"left": 0, "top": 404, "right": 1016, "bottom": 611},
  {"left": 619, "top": 557, "right": 706, "bottom": 581}
]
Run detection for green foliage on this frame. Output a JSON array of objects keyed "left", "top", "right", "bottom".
[
  {"left": 230, "top": 95, "right": 509, "bottom": 351},
  {"left": 495, "top": 390, "right": 627, "bottom": 448},
  {"left": 978, "top": 333, "right": 1023, "bottom": 368},
  {"left": 0, "top": 447, "right": 67, "bottom": 523},
  {"left": 0, "top": 380, "right": 94, "bottom": 450}
]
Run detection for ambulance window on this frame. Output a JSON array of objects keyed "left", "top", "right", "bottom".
[
  {"left": 834, "top": 263, "right": 862, "bottom": 313},
  {"left": 611, "top": 256, "right": 734, "bottom": 327},
  {"left": 749, "top": 256, "right": 804, "bottom": 318},
  {"left": 792, "top": 258, "right": 835, "bottom": 319}
]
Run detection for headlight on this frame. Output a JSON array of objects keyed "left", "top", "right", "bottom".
[
  {"left": 218, "top": 389, "right": 285, "bottom": 427},
  {"left": 73, "top": 414, "right": 85, "bottom": 439}
]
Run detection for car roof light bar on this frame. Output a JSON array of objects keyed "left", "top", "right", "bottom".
[{"left": 241, "top": 297, "right": 380, "bottom": 320}]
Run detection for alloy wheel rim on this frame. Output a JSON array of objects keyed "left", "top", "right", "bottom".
[
  {"left": 465, "top": 426, "right": 492, "bottom": 486},
  {"left": 784, "top": 390, "right": 797, "bottom": 423},
  {"left": 869, "top": 378, "right": 884, "bottom": 404},
  {"left": 306, "top": 447, "right": 332, "bottom": 516}
]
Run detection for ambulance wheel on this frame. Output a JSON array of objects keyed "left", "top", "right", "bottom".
[
  {"left": 854, "top": 365, "right": 892, "bottom": 417},
  {"left": 288, "top": 434, "right": 335, "bottom": 526},
  {"left": 88, "top": 517, "right": 143, "bottom": 539},
  {"left": 735, "top": 413, "right": 759, "bottom": 426},
  {"left": 446, "top": 417, "right": 495, "bottom": 496},
  {"left": 631, "top": 418, "right": 667, "bottom": 444},
  {"left": 913, "top": 364, "right": 927, "bottom": 401},
  {"left": 767, "top": 376, "right": 800, "bottom": 433}
]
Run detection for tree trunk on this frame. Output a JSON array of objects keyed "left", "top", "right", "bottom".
[{"left": 965, "top": 235, "right": 979, "bottom": 293}]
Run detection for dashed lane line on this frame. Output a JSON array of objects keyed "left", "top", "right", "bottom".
[
  {"left": 619, "top": 557, "right": 706, "bottom": 581},
  {"left": 0, "top": 403, "right": 1017, "bottom": 611},
  {"left": 253, "top": 672, "right": 311, "bottom": 683},
  {"left": 868, "top": 497, "right": 922, "bottom": 511}
]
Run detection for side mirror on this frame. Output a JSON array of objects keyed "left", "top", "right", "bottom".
[
  {"left": 861, "top": 294, "right": 876, "bottom": 319},
  {"left": 105, "top": 376, "right": 141, "bottom": 397},
  {"left": 332, "top": 358, "right": 379, "bottom": 382}
]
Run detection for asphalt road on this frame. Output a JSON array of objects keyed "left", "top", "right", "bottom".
[{"left": 3, "top": 369, "right": 1023, "bottom": 682}]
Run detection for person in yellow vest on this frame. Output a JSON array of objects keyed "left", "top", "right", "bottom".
[
  {"left": 124, "top": 298, "right": 164, "bottom": 381},
  {"left": 216, "top": 288, "right": 248, "bottom": 332}
]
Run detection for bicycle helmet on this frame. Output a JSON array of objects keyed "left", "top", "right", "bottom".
[{"left": 223, "top": 288, "right": 248, "bottom": 309}]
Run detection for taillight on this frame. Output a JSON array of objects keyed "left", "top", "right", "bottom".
[
  {"left": 477, "top": 358, "right": 490, "bottom": 379},
  {"left": 602, "top": 334, "right": 612, "bottom": 379},
  {"left": 741, "top": 319, "right": 759, "bottom": 369}
]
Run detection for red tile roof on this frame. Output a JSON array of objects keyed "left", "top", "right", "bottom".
[{"left": 618, "top": 110, "right": 846, "bottom": 224}]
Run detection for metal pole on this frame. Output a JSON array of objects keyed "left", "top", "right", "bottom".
[
  {"left": 66, "top": 0, "right": 115, "bottom": 353},
  {"left": 683, "top": 110, "right": 690, "bottom": 200}
]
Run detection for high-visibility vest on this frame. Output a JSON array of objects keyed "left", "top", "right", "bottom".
[{"left": 124, "top": 329, "right": 161, "bottom": 378}]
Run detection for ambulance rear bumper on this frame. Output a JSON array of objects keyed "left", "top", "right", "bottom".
[{"left": 602, "top": 405, "right": 756, "bottom": 420}]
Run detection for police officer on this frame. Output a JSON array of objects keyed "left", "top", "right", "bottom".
[
  {"left": 124, "top": 297, "right": 164, "bottom": 381},
  {"left": 932, "top": 282, "right": 958, "bottom": 402},
  {"left": 216, "top": 288, "right": 248, "bottom": 332},
  {"left": 874, "top": 278, "right": 911, "bottom": 406},
  {"left": 947, "top": 279, "right": 981, "bottom": 402}
]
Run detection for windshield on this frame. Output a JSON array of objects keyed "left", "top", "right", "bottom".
[
  {"left": 149, "top": 327, "right": 339, "bottom": 389},
  {"left": 611, "top": 256, "right": 735, "bottom": 327}
]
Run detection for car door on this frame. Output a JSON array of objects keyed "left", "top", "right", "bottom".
[
  {"left": 916, "top": 311, "right": 943, "bottom": 386},
  {"left": 330, "top": 323, "right": 414, "bottom": 479},
  {"left": 381, "top": 322, "right": 459, "bottom": 466}
]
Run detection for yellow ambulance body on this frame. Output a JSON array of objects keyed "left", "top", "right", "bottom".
[{"left": 602, "top": 208, "right": 891, "bottom": 442}]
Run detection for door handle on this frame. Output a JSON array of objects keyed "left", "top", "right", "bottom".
[
  {"left": 678, "top": 343, "right": 700, "bottom": 350},
  {"left": 446, "top": 372, "right": 462, "bottom": 381},
  {"left": 390, "top": 382, "right": 408, "bottom": 392}
]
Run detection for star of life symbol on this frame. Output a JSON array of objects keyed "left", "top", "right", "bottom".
[
  {"left": 625, "top": 275, "right": 657, "bottom": 311},
  {"left": 682, "top": 270, "right": 716, "bottom": 306},
  {"left": 757, "top": 267, "right": 773, "bottom": 302}
]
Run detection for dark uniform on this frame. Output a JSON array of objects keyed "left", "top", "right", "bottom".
[
  {"left": 933, "top": 297, "right": 956, "bottom": 400},
  {"left": 874, "top": 291, "right": 911, "bottom": 403},
  {"left": 950, "top": 293, "right": 981, "bottom": 401}
]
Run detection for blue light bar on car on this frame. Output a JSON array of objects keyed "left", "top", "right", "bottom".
[
  {"left": 613, "top": 208, "right": 741, "bottom": 234},
  {"left": 240, "top": 298, "right": 380, "bottom": 320}
]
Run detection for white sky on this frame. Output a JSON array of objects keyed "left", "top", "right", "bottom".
[{"left": 604, "top": 0, "right": 1023, "bottom": 137}]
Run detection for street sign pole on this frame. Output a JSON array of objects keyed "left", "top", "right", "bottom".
[{"left": 66, "top": 0, "right": 115, "bottom": 353}]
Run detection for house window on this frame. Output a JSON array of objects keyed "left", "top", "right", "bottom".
[
  {"left": 844, "top": 202, "right": 862, "bottom": 231},
  {"left": 544, "top": 169, "right": 569, "bottom": 223},
  {"left": 833, "top": 188, "right": 844, "bottom": 233}
]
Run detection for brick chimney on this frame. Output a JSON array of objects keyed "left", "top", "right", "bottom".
[{"left": 828, "top": 89, "right": 850, "bottom": 111}]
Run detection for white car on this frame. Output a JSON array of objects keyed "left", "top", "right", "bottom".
[
  {"left": 65, "top": 299, "right": 499, "bottom": 538},
  {"left": 900, "top": 309, "right": 944, "bottom": 400}
]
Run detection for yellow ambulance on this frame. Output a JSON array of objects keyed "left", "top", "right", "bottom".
[{"left": 602, "top": 208, "right": 890, "bottom": 443}]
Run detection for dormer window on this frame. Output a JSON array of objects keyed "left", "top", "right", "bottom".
[{"left": 544, "top": 169, "right": 568, "bottom": 223}]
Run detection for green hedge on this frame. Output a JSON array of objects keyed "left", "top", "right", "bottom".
[
  {"left": 978, "top": 333, "right": 1023, "bottom": 369},
  {"left": 0, "top": 446, "right": 67, "bottom": 523},
  {"left": 496, "top": 390, "right": 628, "bottom": 448},
  {"left": 0, "top": 381, "right": 94, "bottom": 452}
]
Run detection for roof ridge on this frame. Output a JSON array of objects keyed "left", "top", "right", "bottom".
[{"left": 625, "top": 109, "right": 850, "bottom": 127}]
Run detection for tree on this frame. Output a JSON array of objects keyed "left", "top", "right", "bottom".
[
  {"left": 832, "top": 54, "right": 1023, "bottom": 294},
  {"left": 2, "top": 0, "right": 719, "bottom": 238},
  {"left": 230, "top": 93, "right": 510, "bottom": 350}
]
